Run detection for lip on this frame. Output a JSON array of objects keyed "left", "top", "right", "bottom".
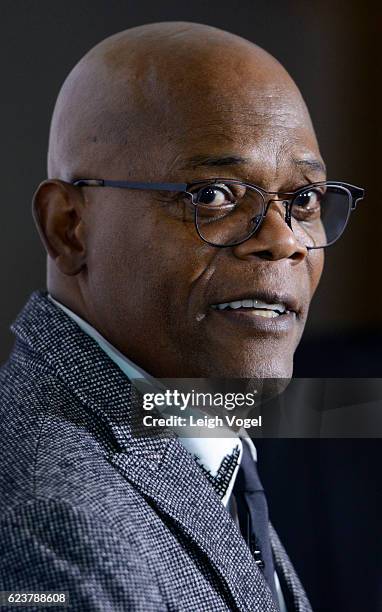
[{"left": 209, "top": 307, "right": 297, "bottom": 333}]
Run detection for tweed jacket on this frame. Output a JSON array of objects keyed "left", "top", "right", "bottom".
[{"left": 0, "top": 291, "right": 313, "bottom": 611}]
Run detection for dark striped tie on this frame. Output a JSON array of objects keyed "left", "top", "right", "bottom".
[{"left": 232, "top": 442, "right": 279, "bottom": 606}]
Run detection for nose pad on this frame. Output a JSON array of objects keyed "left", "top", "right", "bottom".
[
  {"left": 283, "top": 202, "right": 293, "bottom": 229},
  {"left": 249, "top": 214, "right": 263, "bottom": 230},
  {"left": 265, "top": 198, "right": 292, "bottom": 230}
]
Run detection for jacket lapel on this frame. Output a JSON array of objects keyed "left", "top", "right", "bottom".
[{"left": 270, "top": 523, "right": 312, "bottom": 612}]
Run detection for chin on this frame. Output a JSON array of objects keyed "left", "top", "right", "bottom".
[
  {"left": 189, "top": 356, "right": 294, "bottom": 380},
  {"left": 223, "top": 354, "right": 294, "bottom": 380}
]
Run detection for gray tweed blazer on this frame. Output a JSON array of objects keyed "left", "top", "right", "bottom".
[{"left": 0, "top": 292, "right": 313, "bottom": 611}]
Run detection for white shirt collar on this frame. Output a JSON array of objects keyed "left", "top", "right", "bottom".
[{"left": 48, "top": 295, "right": 257, "bottom": 506}]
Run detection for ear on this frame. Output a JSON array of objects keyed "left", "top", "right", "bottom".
[{"left": 32, "top": 179, "right": 87, "bottom": 276}]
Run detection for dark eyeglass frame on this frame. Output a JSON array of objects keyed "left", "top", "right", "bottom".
[{"left": 72, "top": 177, "right": 365, "bottom": 249}]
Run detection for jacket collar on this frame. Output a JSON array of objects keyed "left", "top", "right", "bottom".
[
  {"left": 11, "top": 291, "right": 285, "bottom": 612},
  {"left": 11, "top": 291, "right": 173, "bottom": 460}
]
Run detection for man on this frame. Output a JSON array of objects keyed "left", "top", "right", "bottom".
[{"left": 0, "top": 22, "right": 364, "bottom": 611}]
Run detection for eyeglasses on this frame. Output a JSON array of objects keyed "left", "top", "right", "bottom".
[{"left": 72, "top": 178, "right": 365, "bottom": 249}]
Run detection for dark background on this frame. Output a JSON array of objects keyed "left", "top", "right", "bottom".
[{"left": 0, "top": 1, "right": 380, "bottom": 611}]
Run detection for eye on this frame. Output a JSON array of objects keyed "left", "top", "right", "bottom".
[
  {"left": 294, "top": 189, "right": 322, "bottom": 210},
  {"left": 193, "top": 184, "right": 236, "bottom": 207}
]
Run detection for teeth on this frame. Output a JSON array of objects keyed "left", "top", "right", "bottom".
[
  {"left": 253, "top": 310, "right": 278, "bottom": 318},
  {"left": 212, "top": 298, "right": 286, "bottom": 314}
]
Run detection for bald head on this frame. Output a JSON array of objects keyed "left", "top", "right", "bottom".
[{"left": 48, "top": 22, "right": 315, "bottom": 182}]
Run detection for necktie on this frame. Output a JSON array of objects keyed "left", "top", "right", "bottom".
[{"left": 232, "top": 442, "right": 279, "bottom": 606}]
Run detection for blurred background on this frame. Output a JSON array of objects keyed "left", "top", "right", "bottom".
[{"left": 0, "top": 1, "right": 380, "bottom": 610}]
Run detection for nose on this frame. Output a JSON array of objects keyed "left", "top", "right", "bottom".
[{"left": 232, "top": 200, "right": 308, "bottom": 262}]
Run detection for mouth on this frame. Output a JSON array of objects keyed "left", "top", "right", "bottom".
[
  {"left": 210, "top": 292, "right": 298, "bottom": 317},
  {"left": 208, "top": 291, "right": 300, "bottom": 332}
]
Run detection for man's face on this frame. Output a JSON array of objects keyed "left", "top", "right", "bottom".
[{"left": 80, "top": 48, "right": 325, "bottom": 379}]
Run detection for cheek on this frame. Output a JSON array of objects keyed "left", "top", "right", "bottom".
[
  {"left": 86, "top": 202, "right": 202, "bottom": 326},
  {"left": 307, "top": 248, "right": 324, "bottom": 296},
  {"left": 87, "top": 216, "right": 162, "bottom": 314}
]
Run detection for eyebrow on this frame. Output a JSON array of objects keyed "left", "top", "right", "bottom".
[
  {"left": 293, "top": 158, "right": 326, "bottom": 174},
  {"left": 184, "top": 155, "right": 251, "bottom": 168},
  {"left": 183, "top": 154, "right": 326, "bottom": 175}
]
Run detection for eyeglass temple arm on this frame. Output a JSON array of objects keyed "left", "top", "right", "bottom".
[{"left": 72, "top": 178, "right": 188, "bottom": 192}]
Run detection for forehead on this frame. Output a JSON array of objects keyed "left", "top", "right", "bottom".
[{"left": 162, "top": 92, "right": 322, "bottom": 186}]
